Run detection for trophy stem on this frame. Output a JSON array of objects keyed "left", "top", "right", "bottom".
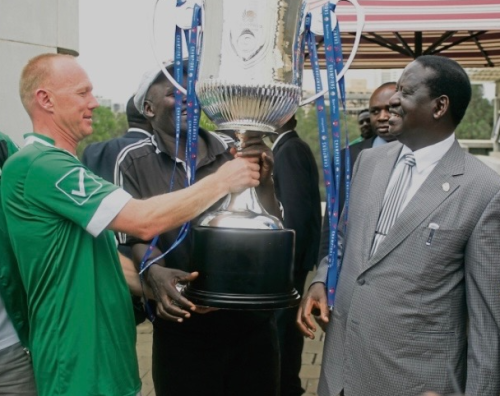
[{"left": 220, "top": 187, "right": 267, "bottom": 214}]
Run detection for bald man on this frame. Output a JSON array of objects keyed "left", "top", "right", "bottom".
[{"left": 2, "top": 53, "right": 262, "bottom": 396}]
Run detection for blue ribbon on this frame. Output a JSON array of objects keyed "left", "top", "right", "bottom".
[
  {"left": 331, "top": 9, "right": 351, "bottom": 242},
  {"left": 305, "top": 4, "right": 349, "bottom": 308},
  {"left": 138, "top": 4, "right": 202, "bottom": 321}
]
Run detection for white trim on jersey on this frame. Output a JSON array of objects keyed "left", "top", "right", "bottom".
[
  {"left": 86, "top": 189, "right": 132, "bottom": 237},
  {"left": 113, "top": 138, "right": 155, "bottom": 243},
  {"left": 114, "top": 138, "right": 154, "bottom": 189},
  {"left": 24, "top": 135, "right": 53, "bottom": 147},
  {"left": 127, "top": 128, "right": 152, "bottom": 137},
  {"left": 24, "top": 134, "right": 79, "bottom": 159}
]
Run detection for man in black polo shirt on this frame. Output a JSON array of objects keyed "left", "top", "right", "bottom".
[{"left": 116, "top": 63, "right": 282, "bottom": 396}]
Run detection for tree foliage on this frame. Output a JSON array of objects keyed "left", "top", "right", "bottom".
[
  {"left": 199, "top": 111, "right": 217, "bottom": 131},
  {"left": 77, "top": 106, "right": 127, "bottom": 158},
  {"left": 295, "top": 104, "right": 361, "bottom": 200},
  {"left": 455, "top": 85, "right": 494, "bottom": 139}
]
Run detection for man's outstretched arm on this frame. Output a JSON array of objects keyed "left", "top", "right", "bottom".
[{"left": 109, "top": 157, "right": 260, "bottom": 240}]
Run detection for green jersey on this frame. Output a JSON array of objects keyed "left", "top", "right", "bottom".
[
  {"left": 1, "top": 133, "right": 141, "bottom": 396},
  {"left": 0, "top": 130, "right": 18, "bottom": 174},
  {"left": 349, "top": 136, "right": 364, "bottom": 145},
  {"left": 0, "top": 131, "right": 30, "bottom": 348}
]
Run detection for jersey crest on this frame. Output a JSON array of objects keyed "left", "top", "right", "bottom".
[{"left": 56, "top": 167, "right": 103, "bottom": 205}]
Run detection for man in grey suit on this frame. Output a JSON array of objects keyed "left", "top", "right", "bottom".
[{"left": 297, "top": 55, "right": 500, "bottom": 396}]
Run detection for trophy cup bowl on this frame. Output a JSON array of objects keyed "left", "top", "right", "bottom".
[{"left": 182, "top": 0, "right": 305, "bottom": 309}]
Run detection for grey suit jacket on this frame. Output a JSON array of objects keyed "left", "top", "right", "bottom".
[{"left": 314, "top": 140, "right": 500, "bottom": 396}]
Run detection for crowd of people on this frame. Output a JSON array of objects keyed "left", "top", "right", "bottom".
[{"left": 1, "top": 52, "right": 498, "bottom": 396}]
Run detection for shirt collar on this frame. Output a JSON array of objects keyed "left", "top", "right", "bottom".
[
  {"left": 24, "top": 132, "right": 79, "bottom": 159},
  {"left": 24, "top": 133, "right": 55, "bottom": 147},
  {"left": 271, "top": 130, "right": 293, "bottom": 150},
  {"left": 151, "top": 128, "right": 228, "bottom": 163},
  {"left": 398, "top": 133, "right": 456, "bottom": 173},
  {"left": 127, "top": 128, "right": 152, "bottom": 137}
]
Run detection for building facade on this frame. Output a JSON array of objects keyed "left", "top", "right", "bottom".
[{"left": 0, "top": 0, "right": 79, "bottom": 144}]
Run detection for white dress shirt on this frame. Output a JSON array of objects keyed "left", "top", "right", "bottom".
[{"left": 384, "top": 133, "right": 456, "bottom": 214}]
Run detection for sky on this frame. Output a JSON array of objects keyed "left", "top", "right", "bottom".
[
  {"left": 78, "top": 0, "right": 495, "bottom": 106},
  {"left": 79, "top": 0, "right": 177, "bottom": 105},
  {"left": 78, "top": 0, "right": 386, "bottom": 106}
]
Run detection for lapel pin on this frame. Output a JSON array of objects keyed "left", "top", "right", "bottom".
[{"left": 442, "top": 182, "right": 450, "bottom": 192}]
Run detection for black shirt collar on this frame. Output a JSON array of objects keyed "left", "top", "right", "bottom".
[{"left": 151, "top": 128, "right": 229, "bottom": 167}]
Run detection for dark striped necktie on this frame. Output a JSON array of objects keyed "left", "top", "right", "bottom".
[{"left": 370, "top": 153, "right": 416, "bottom": 257}]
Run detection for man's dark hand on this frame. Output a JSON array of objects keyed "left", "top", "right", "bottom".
[
  {"left": 236, "top": 133, "right": 274, "bottom": 186},
  {"left": 146, "top": 264, "right": 198, "bottom": 322},
  {"left": 297, "top": 282, "right": 330, "bottom": 339}
]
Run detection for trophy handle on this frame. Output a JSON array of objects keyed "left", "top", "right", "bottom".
[{"left": 300, "top": 0, "right": 365, "bottom": 106}]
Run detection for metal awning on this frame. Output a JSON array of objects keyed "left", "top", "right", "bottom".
[
  {"left": 468, "top": 67, "right": 500, "bottom": 82},
  {"left": 308, "top": 0, "right": 500, "bottom": 69}
]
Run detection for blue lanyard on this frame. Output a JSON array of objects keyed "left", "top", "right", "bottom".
[
  {"left": 139, "top": 4, "right": 202, "bottom": 321},
  {"left": 332, "top": 9, "right": 351, "bottom": 244},
  {"left": 186, "top": 4, "right": 201, "bottom": 188},
  {"left": 305, "top": 13, "right": 336, "bottom": 308},
  {"left": 305, "top": 4, "right": 349, "bottom": 308}
]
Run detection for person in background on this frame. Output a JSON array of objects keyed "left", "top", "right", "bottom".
[
  {"left": 270, "top": 114, "right": 321, "bottom": 396},
  {"left": 82, "top": 95, "right": 152, "bottom": 183},
  {"left": 298, "top": 55, "right": 500, "bottom": 396},
  {"left": 2, "top": 53, "right": 262, "bottom": 396},
  {"left": 369, "top": 82, "right": 398, "bottom": 148},
  {"left": 0, "top": 131, "right": 37, "bottom": 395},
  {"left": 350, "top": 108, "right": 373, "bottom": 145}
]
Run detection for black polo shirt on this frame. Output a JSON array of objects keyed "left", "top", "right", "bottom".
[
  {"left": 116, "top": 128, "right": 233, "bottom": 257},
  {"left": 116, "top": 129, "right": 272, "bottom": 335}
]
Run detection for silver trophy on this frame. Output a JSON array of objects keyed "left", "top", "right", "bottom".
[
  {"left": 168, "top": 0, "right": 364, "bottom": 309},
  {"left": 195, "top": 0, "right": 303, "bottom": 231}
]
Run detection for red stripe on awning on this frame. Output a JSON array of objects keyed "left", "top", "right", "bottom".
[
  {"left": 335, "top": 0, "right": 500, "bottom": 7},
  {"left": 339, "top": 13, "right": 500, "bottom": 22}
]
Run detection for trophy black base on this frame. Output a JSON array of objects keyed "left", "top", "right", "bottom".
[{"left": 183, "top": 226, "right": 299, "bottom": 310}]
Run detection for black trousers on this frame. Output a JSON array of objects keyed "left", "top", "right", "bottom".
[
  {"left": 152, "top": 312, "right": 280, "bottom": 396},
  {"left": 275, "top": 269, "right": 310, "bottom": 396}
]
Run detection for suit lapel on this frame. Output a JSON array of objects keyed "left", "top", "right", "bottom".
[
  {"left": 349, "top": 137, "right": 375, "bottom": 167},
  {"left": 359, "top": 143, "right": 402, "bottom": 264},
  {"left": 364, "top": 140, "right": 465, "bottom": 271}
]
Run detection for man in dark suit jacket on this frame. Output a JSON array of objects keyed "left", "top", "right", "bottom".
[
  {"left": 82, "top": 95, "right": 153, "bottom": 183},
  {"left": 318, "top": 82, "right": 397, "bottom": 260},
  {"left": 270, "top": 115, "right": 321, "bottom": 396},
  {"left": 81, "top": 95, "right": 153, "bottom": 325}
]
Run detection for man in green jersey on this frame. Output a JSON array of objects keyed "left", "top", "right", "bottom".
[
  {"left": 1, "top": 53, "right": 262, "bottom": 396},
  {"left": 0, "top": 131, "right": 37, "bottom": 394}
]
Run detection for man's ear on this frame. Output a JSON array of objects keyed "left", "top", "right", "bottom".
[
  {"left": 144, "top": 100, "right": 155, "bottom": 118},
  {"left": 35, "top": 89, "right": 53, "bottom": 112},
  {"left": 433, "top": 95, "right": 449, "bottom": 120}
]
